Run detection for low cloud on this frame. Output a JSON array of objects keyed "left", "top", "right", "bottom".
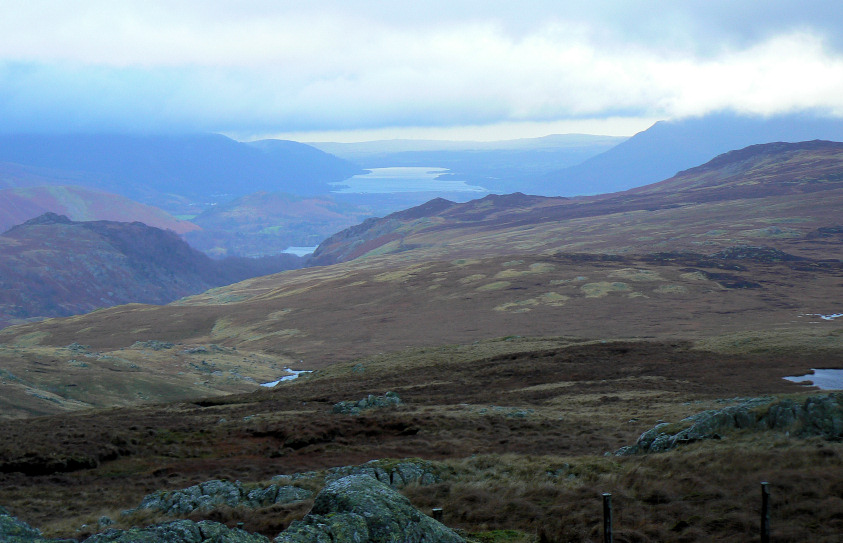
[{"left": 1, "top": 2, "right": 842, "bottom": 136}]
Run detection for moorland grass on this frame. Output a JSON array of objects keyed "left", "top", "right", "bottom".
[{"left": 1, "top": 336, "right": 841, "bottom": 541}]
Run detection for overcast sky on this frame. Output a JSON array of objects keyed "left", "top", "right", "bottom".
[{"left": 2, "top": 1, "right": 842, "bottom": 141}]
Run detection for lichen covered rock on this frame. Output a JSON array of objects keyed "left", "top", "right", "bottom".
[
  {"left": 616, "top": 393, "right": 843, "bottom": 455},
  {"left": 332, "top": 392, "right": 402, "bottom": 415},
  {"left": 325, "top": 458, "right": 442, "bottom": 489},
  {"left": 82, "top": 519, "right": 268, "bottom": 543},
  {"left": 274, "top": 475, "right": 464, "bottom": 543},
  {"left": 0, "top": 506, "right": 76, "bottom": 543}
]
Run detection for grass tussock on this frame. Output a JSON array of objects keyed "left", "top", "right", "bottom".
[{"left": 403, "top": 441, "right": 843, "bottom": 542}]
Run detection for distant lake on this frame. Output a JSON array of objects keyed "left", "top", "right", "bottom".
[
  {"left": 282, "top": 246, "right": 318, "bottom": 257},
  {"left": 331, "top": 167, "right": 488, "bottom": 194}
]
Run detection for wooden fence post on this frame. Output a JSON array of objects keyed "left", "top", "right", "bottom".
[
  {"left": 602, "top": 492, "right": 613, "bottom": 543},
  {"left": 761, "top": 482, "right": 770, "bottom": 543}
]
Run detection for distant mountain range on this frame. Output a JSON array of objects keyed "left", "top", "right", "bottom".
[
  {"left": 0, "top": 213, "right": 304, "bottom": 328},
  {"left": 312, "top": 134, "right": 625, "bottom": 194},
  {"left": 3, "top": 114, "right": 843, "bottom": 261},
  {"left": 0, "top": 134, "right": 362, "bottom": 206},
  {"left": 539, "top": 113, "right": 843, "bottom": 196},
  {"left": 2, "top": 140, "right": 843, "bottom": 414},
  {"left": 311, "top": 139, "right": 843, "bottom": 265}
]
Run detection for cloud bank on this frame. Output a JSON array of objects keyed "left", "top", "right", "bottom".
[{"left": 1, "top": 1, "right": 842, "bottom": 138}]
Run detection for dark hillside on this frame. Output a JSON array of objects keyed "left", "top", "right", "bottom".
[
  {"left": 0, "top": 134, "right": 362, "bottom": 202},
  {"left": 539, "top": 113, "right": 843, "bottom": 196},
  {"left": 0, "top": 213, "right": 303, "bottom": 327}
]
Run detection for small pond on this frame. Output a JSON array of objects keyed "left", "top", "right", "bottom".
[{"left": 783, "top": 369, "right": 843, "bottom": 390}]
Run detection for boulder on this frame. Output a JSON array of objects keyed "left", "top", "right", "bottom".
[
  {"left": 332, "top": 392, "right": 402, "bottom": 415},
  {"left": 616, "top": 394, "right": 843, "bottom": 456},
  {"left": 325, "top": 459, "right": 442, "bottom": 489},
  {"left": 81, "top": 519, "right": 268, "bottom": 543},
  {"left": 274, "top": 475, "right": 464, "bottom": 543},
  {"left": 129, "top": 481, "right": 311, "bottom": 517},
  {"left": 0, "top": 506, "right": 75, "bottom": 543}
]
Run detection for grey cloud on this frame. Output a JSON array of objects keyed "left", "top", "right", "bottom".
[{"left": 2, "top": 2, "right": 842, "bottom": 136}]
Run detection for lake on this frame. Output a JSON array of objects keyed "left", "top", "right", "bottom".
[
  {"left": 331, "top": 167, "right": 488, "bottom": 194},
  {"left": 282, "top": 246, "right": 318, "bottom": 257}
]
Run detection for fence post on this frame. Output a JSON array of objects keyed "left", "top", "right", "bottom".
[
  {"left": 431, "top": 507, "right": 443, "bottom": 522},
  {"left": 602, "top": 492, "right": 613, "bottom": 543},
  {"left": 761, "top": 482, "right": 770, "bottom": 543}
]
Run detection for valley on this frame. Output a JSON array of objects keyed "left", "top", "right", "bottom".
[{"left": 1, "top": 135, "right": 843, "bottom": 542}]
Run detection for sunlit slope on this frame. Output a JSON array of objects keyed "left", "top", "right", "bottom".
[{"left": 2, "top": 250, "right": 840, "bottom": 367}]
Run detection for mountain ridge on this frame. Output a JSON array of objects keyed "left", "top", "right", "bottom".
[
  {"left": 0, "top": 133, "right": 362, "bottom": 204},
  {"left": 539, "top": 113, "right": 843, "bottom": 196},
  {"left": 310, "top": 140, "right": 843, "bottom": 265}
]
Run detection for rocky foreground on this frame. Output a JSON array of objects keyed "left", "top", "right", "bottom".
[
  {"left": 3, "top": 393, "right": 842, "bottom": 542},
  {"left": 2, "top": 473, "right": 462, "bottom": 543}
]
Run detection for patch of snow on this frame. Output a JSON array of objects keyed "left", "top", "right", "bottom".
[
  {"left": 783, "top": 369, "right": 843, "bottom": 390},
  {"left": 260, "top": 367, "right": 313, "bottom": 387}
]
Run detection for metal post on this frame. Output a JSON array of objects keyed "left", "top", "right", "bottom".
[
  {"left": 603, "top": 493, "right": 613, "bottom": 543},
  {"left": 761, "top": 482, "right": 770, "bottom": 543},
  {"left": 432, "top": 507, "right": 443, "bottom": 522}
]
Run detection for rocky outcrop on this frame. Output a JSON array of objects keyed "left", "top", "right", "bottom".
[
  {"left": 324, "top": 458, "right": 442, "bottom": 489},
  {"left": 126, "top": 480, "right": 312, "bottom": 516},
  {"left": 332, "top": 392, "right": 402, "bottom": 415},
  {"left": 82, "top": 520, "right": 269, "bottom": 543},
  {"left": 616, "top": 393, "right": 843, "bottom": 456},
  {"left": 0, "top": 506, "right": 75, "bottom": 543},
  {"left": 6, "top": 458, "right": 449, "bottom": 543},
  {"left": 127, "top": 458, "right": 441, "bottom": 519},
  {"left": 274, "top": 475, "right": 464, "bottom": 543}
]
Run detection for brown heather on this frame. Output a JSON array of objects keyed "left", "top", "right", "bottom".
[
  {"left": 3, "top": 142, "right": 843, "bottom": 541},
  {"left": 1, "top": 337, "right": 841, "bottom": 541}
]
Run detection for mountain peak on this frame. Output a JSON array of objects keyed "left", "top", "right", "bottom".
[{"left": 22, "top": 212, "right": 72, "bottom": 226}]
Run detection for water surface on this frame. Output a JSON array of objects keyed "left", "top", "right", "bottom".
[
  {"left": 282, "top": 246, "right": 318, "bottom": 257},
  {"left": 783, "top": 369, "right": 843, "bottom": 390},
  {"left": 331, "top": 167, "right": 488, "bottom": 194}
]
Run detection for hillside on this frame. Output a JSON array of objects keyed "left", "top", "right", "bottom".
[
  {"left": 2, "top": 141, "right": 843, "bottom": 542},
  {"left": 539, "top": 113, "right": 843, "bottom": 196},
  {"left": 184, "top": 192, "right": 374, "bottom": 257},
  {"left": 0, "top": 142, "right": 841, "bottom": 373},
  {"left": 0, "top": 134, "right": 362, "bottom": 205},
  {"left": 311, "top": 140, "right": 843, "bottom": 265},
  {"left": 0, "top": 213, "right": 303, "bottom": 328},
  {"left": 1, "top": 338, "right": 839, "bottom": 541},
  {"left": 0, "top": 185, "right": 199, "bottom": 234}
]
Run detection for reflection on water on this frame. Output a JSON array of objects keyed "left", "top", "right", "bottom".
[
  {"left": 784, "top": 369, "right": 843, "bottom": 390},
  {"left": 331, "top": 167, "right": 488, "bottom": 194}
]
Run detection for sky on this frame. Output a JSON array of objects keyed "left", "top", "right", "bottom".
[{"left": 1, "top": 1, "right": 843, "bottom": 141}]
